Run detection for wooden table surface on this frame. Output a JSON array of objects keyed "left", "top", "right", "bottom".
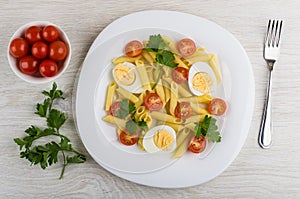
[{"left": 1, "top": 1, "right": 299, "bottom": 198}]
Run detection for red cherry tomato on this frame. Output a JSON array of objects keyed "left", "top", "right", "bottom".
[
  {"left": 31, "top": 41, "right": 48, "bottom": 59},
  {"left": 124, "top": 40, "right": 143, "bottom": 57},
  {"left": 188, "top": 135, "right": 206, "bottom": 153},
  {"left": 24, "top": 26, "right": 42, "bottom": 44},
  {"left": 144, "top": 93, "right": 163, "bottom": 111},
  {"left": 49, "top": 41, "right": 68, "bottom": 61},
  {"left": 119, "top": 131, "right": 138, "bottom": 146},
  {"left": 39, "top": 59, "right": 58, "bottom": 77},
  {"left": 171, "top": 67, "right": 189, "bottom": 84},
  {"left": 18, "top": 56, "right": 39, "bottom": 75},
  {"left": 9, "top": 38, "right": 29, "bottom": 58},
  {"left": 42, "top": 25, "right": 59, "bottom": 42},
  {"left": 109, "top": 101, "right": 121, "bottom": 117},
  {"left": 177, "top": 38, "right": 196, "bottom": 57},
  {"left": 174, "top": 102, "right": 192, "bottom": 120},
  {"left": 208, "top": 98, "right": 227, "bottom": 116}
]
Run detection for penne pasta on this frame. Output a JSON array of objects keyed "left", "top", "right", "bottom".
[
  {"left": 162, "top": 36, "right": 180, "bottom": 55},
  {"left": 150, "top": 111, "right": 182, "bottom": 124},
  {"left": 142, "top": 51, "right": 154, "bottom": 65},
  {"left": 179, "top": 94, "right": 212, "bottom": 104},
  {"left": 104, "top": 82, "right": 116, "bottom": 111},
  {"left": 190, "top": 102, "right": 210, "bottom": 115},
  {"left": 103, "top": 115, "right": 127, "bottom": 131},
  {"left": 169, "top": 82, "right": 178, "bottom": 116},
  {"left": 208, "top": 55, "right": 222, "bottom": 84},
  {"left": 112, "top": 55, "right": 142, "bottom": 64},
  {"left": 116, "top": 87, "right": 139, "bottom": 103},
  {"left": 136, "top": 60, "right": 151, "bottom": 91},
  {"left": 172, "top": 131, "right": 194, "bottom": 158},
  {"left": 174, "top": 54, "right": 189, "bottom": 69},
  {"left": 155, "top": 80, "right": 166, "bottom": 105},
  {"left": 184, "top": 114, "right": 205, "bottom": 124}
]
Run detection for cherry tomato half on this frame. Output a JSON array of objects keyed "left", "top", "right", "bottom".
[
  {"left": 39, "top": 59, "right": 58, "bottom": 77},
  {"left": 208, "top": 98, "right": 227, "bottom": 116},
  {"left": 188, "top": 135, "right": 206, "bottom": 153},
  {"left": 31, "top": 41, "right": 48, "bottom": 59},
  {"left": 49, "top": 41, "right": 68, "bottom": 61},
  {"left": 177, "top": 38, "right": 196, "bottom": 57},
  {"left": 24, "top": 26, "right": 42, "bottom": 44},
  {"left": 19, "top": 55, "right": 39, "bottom": 75},
  {"left": 144, "top": 93, "right": 163, "bottom": 111},
  {"left": 124, "top": 40, "right": 143, "bottom": 57},
  {"left": 174, "top": 102, "right": 192, "bottom": 120},
  {"left": 109, "top": 101, "right": 121, "bottom": 117},
  {"left": 42, "top": 25, "right": 59, "bottom": 42},
  {"left": 9, "top": 38, "right": 29, "bottom": 58},
  {"left": 172, "top": 67, "right": 189, "bottom": 84},
  {"left": 119, "top": 131, "right": 138, "bottom": 146}
]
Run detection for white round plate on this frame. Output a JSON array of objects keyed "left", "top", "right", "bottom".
[{"left": 75, "top": 10, "right": 254, "bottom": 188}]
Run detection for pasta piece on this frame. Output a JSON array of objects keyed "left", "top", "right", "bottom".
[
  {"left": 179, "top": 94, "right": 212, "bottom": 104},
  {"left": 116, "top": 87, "right": 139, "bottom": 104},
  {"left": 172, "top": 132, "right": 194, "bottom": 158},
  {"left": 155, "top": 80, "right": 165, "bottom": 105},
  {"left": 136, "top": 60, "right": 151, "bottom": 91},
  {"left": 176, "top": 128, "right": 192, "bottom": 147},
  {"left": 190, "top": 102, "right": 209, "bottom": 115},
  {"left": 163, "top": 85, "right": 171, "bottom": 105},
  {"left": 162, "top": 36, "right": 180, "bottom": 55},
  {"left": 102, "top": 115, "right": 127, "bottom": 131},
  {"left": 104, "top": 82, "right": 116, "bottom": 111},
  {"left": 169, "top": 82, "right": 178, "bottom": 116},
  {"left": 162, "top": 122, "right": 182, "bottom": 132},
  {"left": 136, "top": 92, "right": 146, "bottom": 108},
  {"left": 208, "top": 55, "right": 222, "bottom": 84},
  {"left": 150, "top": 111, "right": 182, "bottom": 124},
  {"left": 184, "top": 115, "right": 205, "bottom": 124},
  {"left": 142, "top": 51, "right": 154, "bottom": 65},
  {"left": 112, "top": 55, "right": 142, "bottom": 65},
  {"left": 185, "top": 122, "right": 197, "bottom": 132},
  {"left": 174, "top": 54, "right": 189, "bottom": 69}
]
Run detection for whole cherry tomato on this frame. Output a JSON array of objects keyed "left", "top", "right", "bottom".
[
  {"left": 49, "top": 41, "right": 68, "bottom": 61},
  {"left": 39, "top": 59, "right": 58, "bottom": 77},
  {"left": 42, "top": 25, "right": 59, "bottom": 42},
  {"left": 18, "top": 56, "right": 39, "bottom": 75},
  {"left": 24, "top": 26, "right": 42, "bottom": 44},
  {"left": 9, "top": 38, "right": 29, "bottom": 58},
  {"left": 31, "top": 41, "right": 48, "bottom": 59}
]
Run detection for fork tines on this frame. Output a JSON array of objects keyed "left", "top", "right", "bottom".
[{"left": 265, "top": 19, "right": 283, "bottom": 47}]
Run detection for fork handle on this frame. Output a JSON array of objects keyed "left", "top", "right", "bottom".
[{"left": 258, "top": 70, "right": 273, "bottom": 148}]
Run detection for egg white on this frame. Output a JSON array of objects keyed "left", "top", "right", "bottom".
[
  {"left": 112, "top": 62, "right": 145, "bottom": 94},
  {"left": 142, "top": 125, "right": 177, "bottom": 153},
  {"left": 188, "top": 62, "right": 217, "bottom": 96}
]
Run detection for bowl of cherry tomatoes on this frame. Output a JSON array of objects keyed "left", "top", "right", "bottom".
[{"left": 7, "top": 21, "right": 71, "bottom": 83}]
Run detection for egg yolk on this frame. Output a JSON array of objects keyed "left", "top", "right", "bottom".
[
  {"left": 114, "top": 63, "right": 136, "bottom": 86},
  {"left": 192, "top": 72, "right": 213, "bottom": 93},
  {"left": 154, "top": 130, "right": 174, "bottom": 150}
]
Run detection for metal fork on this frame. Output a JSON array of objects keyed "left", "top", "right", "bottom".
[{"left": 258, "top": 19, "right": 283, "bottom": 149}]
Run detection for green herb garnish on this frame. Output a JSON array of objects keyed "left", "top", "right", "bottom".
[
  {"left": 116, "top": 99, "right": 136, "bottom": 119},
  {"left": 156, "top": 50, "right": 178, "bottom": 69},
  {"left": 144, "top": 34, "right": 167, "bottom": 52},
  {"left": 125, "top": 118, "right": 148, "bottom": 135},
  {"left": 14, "top": 82, "right": 86, "bottom": 179},
  {"left": 194, "top": 115, "right": 221, "bottom": 142}
]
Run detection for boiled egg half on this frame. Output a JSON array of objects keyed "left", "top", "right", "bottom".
[
  {"left": 112, "top": 62, "right": 144, "bottom": 94},
  {"left": 188, "top": 62, "right": 217, "bottom": 96},
  {"left": 142, "top": 125, "right": 177, "bottom": 153}
]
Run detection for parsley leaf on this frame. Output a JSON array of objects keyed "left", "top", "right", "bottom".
[
  {"left": 156, "top": 50, "right": 178, "bottom": 68},
  {"left": 13, "top": 82, "right": 86, "bottom": 179},
  {"left": 47, "top": 109, "right": 67, "bottom": 131},
  {"left": 125, "top": 118, "right": 149, "bottom": 135},
  {"left": 194, "top": 115, "right": 221, "bottom": 142},
  {"left": 116, "top": 99, "right": 136, "bottom": 119},
  {"left": 144, "top": 34, "right": 167, "bottom": 52}
]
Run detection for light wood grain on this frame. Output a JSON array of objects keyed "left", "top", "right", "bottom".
[{"left": 1, "top": 0, "right": 300, "bottom": 198}]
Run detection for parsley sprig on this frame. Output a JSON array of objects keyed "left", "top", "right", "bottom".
[
  {"left": 194, "top": 115, "right": 221, "bottom": 142},
  {"left": 14, "top": 83, "right": 86, "bottom": 179},
  {"left": 116, "top": 99, "right": 136, "bottom": 119},
  {"left": 125, "top": 118, "right": 148, "bottom": 135},
  {"left": 145, "top": 34, "right": 178, "bottom": 69}
]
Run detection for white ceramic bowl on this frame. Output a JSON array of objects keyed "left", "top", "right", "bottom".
[{"left": 7, "top": 21, "right": 71, "bottom": 84}]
